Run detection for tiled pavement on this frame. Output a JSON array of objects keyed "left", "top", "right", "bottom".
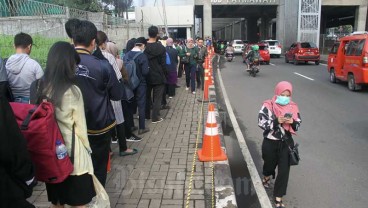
[{"left": 29, "top": 78, "right": 214, "bottom": 208}]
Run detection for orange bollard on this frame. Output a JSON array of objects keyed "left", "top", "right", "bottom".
[
  {"left": 197, "top": 104, "right": 227, "bottom": 162},
  {"left": 107, "top": 152, "right": 111, "bottom": 173}
]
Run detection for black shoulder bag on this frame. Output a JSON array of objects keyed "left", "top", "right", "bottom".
[{"left": 282, "top": 133, "right": 300, "bottom": 166}]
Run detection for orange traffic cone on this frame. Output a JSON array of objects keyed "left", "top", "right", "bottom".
[{"left": 198, "top": 104, "right": 227, "bottom": 162}]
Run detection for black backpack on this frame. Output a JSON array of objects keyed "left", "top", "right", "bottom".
[{"left": 0, "top": 58, "right": 14, "bottom": 102}]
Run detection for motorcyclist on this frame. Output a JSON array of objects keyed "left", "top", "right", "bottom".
[
  {"left": 225, "top": 44, "right": 235, "bottom": 55},
  {"left": 246, "top": 45, "right": 260, "bottom": 71}
]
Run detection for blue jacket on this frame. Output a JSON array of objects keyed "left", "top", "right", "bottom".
[{"left": 75, "top": 48, "right": 124, "bottom": 135}]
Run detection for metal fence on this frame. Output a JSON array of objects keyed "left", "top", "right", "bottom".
[{"left": 319, "top": 33, "right": 350, "bottom": 55}]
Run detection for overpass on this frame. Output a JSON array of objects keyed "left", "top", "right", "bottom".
[{"left": 195, "top": 0, "right": 368, "bottom": 51}]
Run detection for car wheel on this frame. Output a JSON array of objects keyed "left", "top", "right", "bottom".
[
  {"left": 285, "top": 56, "right": 289, "bottom": 63},
  {"left": 305, "top": 61, "right": 308, "bottom": 64},
  {"left": 348, "top": 74, "right": 357, "bottom": 91},
  {"left": 277, "top": 55, "right": 280, "bottom": 58},
  {"left": 293, "top": 57, "right": 298, "bottom": 65},
  {"left": 315, "top": 61, "right": 320, "bottom": 65},
  {"left": 329, "top": 69, "right": 336, "bottom": 83}
]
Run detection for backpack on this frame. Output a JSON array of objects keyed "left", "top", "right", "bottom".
[
  {"left": 9, "top": 85, "right": 74, "bottom": 183},
  {"left": 0, "top": 58, "right": 14, "bottom": 102},
  {"left": 124, "top": 52, "right": 142, "bottom": 90},
  {"left": 250, "top": 51, "right": 260, "bottom": 62}
]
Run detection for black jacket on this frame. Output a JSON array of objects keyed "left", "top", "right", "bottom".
[
  {"left": 75, "top": 48, "right": 124, "bottom": 135},
  {"left": 144, "top": 42, "right": 167, "bottom": 85},
  {"left": 0, "top": 95, "right": 36, "bottom": 208}
]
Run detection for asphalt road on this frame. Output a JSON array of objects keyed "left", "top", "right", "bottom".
[{"left": 219, "top": 55, "right": 368, "bottom": 208}]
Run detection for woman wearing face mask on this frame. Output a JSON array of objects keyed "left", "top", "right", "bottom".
[{"left": 258, "top": 81, "right": 302, "bottom": 208}]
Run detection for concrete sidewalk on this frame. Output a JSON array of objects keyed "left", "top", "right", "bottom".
[{"left": 28, "top": 77, "right": 235, "bottom": 208}]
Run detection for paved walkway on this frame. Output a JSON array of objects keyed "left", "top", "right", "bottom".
[{"left": 29, "top": 78, "right": 214, "bottom": 208}]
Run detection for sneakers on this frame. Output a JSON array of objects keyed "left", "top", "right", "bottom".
[
  {"left": 192, "top": 91, "right": 196, "bottom": 95},
  {"left": 185, "top": 87, "right": 189, "bottom": 91},
  {"left": 152, "top": 118, "right": 164, "bottom": 124},
  {"left": 168, "top": 96, "right": 173, "bottom": 99},
  {"left": 111, "top": 138, "right": 118, "bottom": 144},
  {"left": 138, "top": 128, "right": 150, "bottom": 135},
  {"left": 161, "top": 105, "right": 170, "bottom": 110},
  {"left": 126, "top": 134, "right": 142, "bottom": 142}
]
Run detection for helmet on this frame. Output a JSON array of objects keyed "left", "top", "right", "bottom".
[{"left": 251, "top": 45, "right": 259, "bottom": 51}]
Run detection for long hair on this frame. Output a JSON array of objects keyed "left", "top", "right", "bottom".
[{"left": 42, "top": 41, "right": 80, "bottom": 107}]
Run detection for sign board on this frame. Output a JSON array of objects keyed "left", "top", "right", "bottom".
[{"left": 211, "top": 0, "right": 279, "bottom": 5}]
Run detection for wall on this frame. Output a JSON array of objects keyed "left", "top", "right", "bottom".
[{"left": 0, "top": 15, "right": 149, "bottom": 50}]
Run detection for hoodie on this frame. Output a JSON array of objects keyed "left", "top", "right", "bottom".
[
  {"left": 6, "top": 53, "right": 43, "bottom": 98},
  {"left": 144, "top": 42, "right": 167, "bottom": 85}
]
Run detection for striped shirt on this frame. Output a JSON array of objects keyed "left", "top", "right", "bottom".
[{"left": 258, "top": 105, "right": 302, "bottom": 140}]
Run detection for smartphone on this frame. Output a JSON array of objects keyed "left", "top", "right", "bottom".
[{"left": 284, "top": 113, "right": 293, "bottom": 118}]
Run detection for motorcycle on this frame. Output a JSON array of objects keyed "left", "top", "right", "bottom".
[
  {"left": 248, "top": 59, "right": 260, "bottom": 77},
  {"left": 225, "top": 52, "right": 234, "bottom": 62}
]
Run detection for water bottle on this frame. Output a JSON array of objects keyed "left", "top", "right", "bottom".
[{"left": 56, "top": 140, "right": 68, "bottom": 160}]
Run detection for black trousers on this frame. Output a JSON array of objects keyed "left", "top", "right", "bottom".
[
  {"left": 88, "top": 132, "right": 111, "bottom": 187},
  {"left": 196, "top": 63, "right": 204, "bottom": 90},
  {"left": 145, "top": 84, "right": 153, "bottom": 119},
  {"left": 262, "top": 138, "right": 292, "bottom": 198},
  {"left": 116, "top": 123, "right": 127, "bottom": 152},
  {"left": 122, "top": 100, "right": 135, "bottom": 129},
  {"left": 151, "top": 84, "right": 165, "bottom": 121},
  {"left": 167, "top": 84, "right": 175, "bottom": 97},
  {"left": 178, "top": 61, "right": 184, "bottom": 78}
]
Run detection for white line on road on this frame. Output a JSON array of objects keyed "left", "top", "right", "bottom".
[
  {"left": 294, "top": 72, "right": 314, "bottom": 81},
  {"left": 269, "top": 63, "right": 275, "bottom": 66},
  {"left": 320, "top": 63, "right": 327, "bottom": 66}
]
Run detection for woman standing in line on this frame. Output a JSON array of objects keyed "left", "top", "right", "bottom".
[
  {"left": 258, "top": 81, "right": 302, "bottom": 208},
  {"left": 36, "top": 42, "right": 96, "bottom": 208}
]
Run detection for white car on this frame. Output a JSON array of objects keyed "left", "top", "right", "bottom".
[
  {"left": 261, "top": 40, "right": 282, "bottom": 58},
  {"left": 232, "top": 40, "right": 244, "bottom": 54}
]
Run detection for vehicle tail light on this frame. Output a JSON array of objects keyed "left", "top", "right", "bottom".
[{"left": 363, "top": 56, "right": 368, "bottom": 67}]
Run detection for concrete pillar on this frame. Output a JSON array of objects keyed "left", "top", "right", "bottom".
[
  {"left": 234, "top": 22, "right": 241, "bottom": 40},
  {"left": 355, "top": 4, "right": 368, "bottom": 31},
  {"left": 203, "top": 1, "right": 212, "bottom": 38},
  {"left": 186, "top": 27, "right": 191, "bottom": 39},
  {"left": 277, "top": 0, "right": 299, "bottom": 52},
  {"left": 260, "top": 16, "right": 270, "bottom": 40},
  {"left": 247, "top": 18, "right": 258, "bottom": 43},
  {"left": 241, "top": 19, "right": 246, "bottom": 40}
]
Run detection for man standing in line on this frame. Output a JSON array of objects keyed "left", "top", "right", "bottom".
[
  {"left": 195, "top": 38, "right": 208, "bottom": 91},
  {"left": 72, "top": 20, "right": 124, "bottom": 186},
  {"left": 144, "top": 26, "right": 167, "bottom": 123}
]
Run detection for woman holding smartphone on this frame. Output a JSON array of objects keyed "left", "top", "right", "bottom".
[{"left": 258, "top": 81, "right": 302, "bottom": 208}]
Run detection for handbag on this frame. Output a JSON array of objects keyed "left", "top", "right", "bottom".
[
  {"left": 181, "top": 47, "right": 190, "bottom": 64},
  {"left": 282, "top": 134, "right": 300, "bottom": 166}
]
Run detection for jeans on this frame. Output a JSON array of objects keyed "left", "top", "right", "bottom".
[
  {"left": 135, "top": 84, "right": 147, "bottom": 129},
  {"left": 196, "top": 63, "right": 204, "bottom": 90},
  {"left": 184, "top": 64, "right": 197, "bottom": 92},
  {"left": 151, "top": 84, "right": 165, "bottom": 121},
  {"left": 14, "top": 96, "right": 30, "bottom": 104}
]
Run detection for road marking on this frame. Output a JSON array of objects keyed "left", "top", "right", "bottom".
[
  {"left": 320, "top": 63, "right": 327, "bottom": 66},
  {"left": 294, "top": 72, "right": 314, "bottom": 81},
  {"left": 269, "top": 63, "right": 275, "bottom": 66}
]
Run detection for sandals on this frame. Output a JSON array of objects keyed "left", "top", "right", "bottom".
[
  {"left": 275, "top": 198, "right": 286, "bottom": 208},
  {"left": 262, "top": 176, "right": 271, "bottom": 188},
  {"left": 119, "top": 148, "right": 138, "bottom": 156}
]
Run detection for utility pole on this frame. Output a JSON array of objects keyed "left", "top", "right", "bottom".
[
  {"left": 161, "top": 0, "right": 169, "bottom": 37},
  {"left": 141, "top": 9, "right": 144, "bottom": 36}
]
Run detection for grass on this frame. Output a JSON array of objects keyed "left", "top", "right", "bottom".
[{"left": 0, "top": 35, "right": 68, "bottom": 68}]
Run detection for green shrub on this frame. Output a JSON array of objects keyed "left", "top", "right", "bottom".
[{"left": 0, "top": 35, "right": 67, "bottom": 68}]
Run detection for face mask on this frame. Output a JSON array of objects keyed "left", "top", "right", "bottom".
[{"left": 275, "top": 95, "right": 290, "bottom": 106}]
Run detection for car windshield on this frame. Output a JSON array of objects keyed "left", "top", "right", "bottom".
[
  {"left": 300, "top": 42, "right": 317, "bottom": 48},
  {"left": 259, "top": 46, "right": 268, "bottom": 50},
  {"left": 267, "top": 41, "right": 278, "bottom": 46},
  {"left": 235, "top": 41, "right": 243, "bottom": 44}
]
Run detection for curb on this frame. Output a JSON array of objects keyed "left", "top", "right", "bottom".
[
  {"left": 213, "top": 54, "right": 273, "bottom": 208},
  {"left": 206, "top": 83, "right": 238, "bottom": 208}
]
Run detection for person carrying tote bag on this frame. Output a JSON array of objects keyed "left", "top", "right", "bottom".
[{"left": 258, "top": 81, "right": 302, "bottom": 208}]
